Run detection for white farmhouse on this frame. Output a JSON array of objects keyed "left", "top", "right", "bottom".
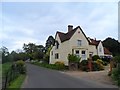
[{"left": 50, "top": 25, "right": 112, "bottom": 65}]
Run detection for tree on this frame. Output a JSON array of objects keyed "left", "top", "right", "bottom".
[
  {"left": 43, "top": 46, "right": 52, "bottom": 63},
  {"left": 45, "top": 36, "right": 55, "bottom": 53},
  {"left": 102, "top": 37, "right": 120, "bottom": 56},
  {"left": 23, "top": 43, "right": 45, "bottom": 60},
  {"left": 1, "top": 46, "right": 9, "bottom": 63}
]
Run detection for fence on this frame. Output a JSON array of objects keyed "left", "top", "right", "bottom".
[{"left": 2, "top": 64, "right": 20, "bottom": 90}]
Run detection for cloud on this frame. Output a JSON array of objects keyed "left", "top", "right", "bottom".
[{"left": 1, "top": 2, "right": 118, "bottom": 52}]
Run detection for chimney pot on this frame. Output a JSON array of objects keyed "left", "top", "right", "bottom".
[{"left": 68, "top": 25, "right": 73, "bottom": 32}]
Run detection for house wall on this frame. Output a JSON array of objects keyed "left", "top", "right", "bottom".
[
  {"left": 69, "top": 28, "right": 89, "bottom": 60},
  {"left": 50, "top": 34, "right": 70, "bottom": 65},
  {"left": 88, "top": 45, "right": 97, "bottom": 56},
  {"left": 50, "top": 27, "right": 98, "bottom": 65},
  {"left": 97, "top": 42, "right": 104, "bottom": 57}
]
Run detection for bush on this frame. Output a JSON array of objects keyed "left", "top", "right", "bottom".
[
  {"left": 95, "top": 59, "right": 104, "bottom": 70},
  {"left": 54, "top": 61, "right": 65, "bottom": 70},
  {"left": 92, "top": 55, "right": 100, "bottom": 61},
  {"left": 92, "top": 62, "right": 100, "bottom": 71},
  {"left": 111, "top": 68, "right": 120, "bottom": 86},
  {"left": 15, "top": 60, "right": 26, "bottom": 74},
  {"left": 80, "top": 60, "right": 88, "bottom": 71},
  {"left": 68, "top": 54, "right": 81, "bottom": 63},
  {"left": 114, "top": 56, "right": 120, "bottom": 63}
]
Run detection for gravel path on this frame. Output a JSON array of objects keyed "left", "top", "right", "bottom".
[{"left": 62, "top": 65, "right": 116, "bottom": 86}]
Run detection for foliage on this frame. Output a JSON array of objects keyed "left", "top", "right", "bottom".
[
  {"left": 80, "top": 60, "right": 88, "bottom": 71},
  {"left": 68, "top": 54, "right": 81, "bottom": 63},
  {"left": 95, "top": 59, "right": 104, "bottom": 70},
  {"left": 111, "top": 68, "right": 120, "bottom": 86},
  {"left": 80, "top": 60, "right": 104, "bottom": 71},
  {"left": 23, "top": 43, "right": 44, "bottom": 60},
  {"left": 2, "top": 62, "right": 12, "bottom": 76},
  {"left": 1, "top": 46, "right": 10, "bottom": 63},
  {"left": 92, "top": 55, "right": 100, "bottom": 61},
  {"left": 114, "top": 56, "right": 120, "bottom": 63},
  {"left": 32, "top": 62, "right": 66, "bottom": 71},
  {"left": 101, "top": 56, "right": 111, "bottom": 63},
  {"left": 54, "top": 61, "right": 65, "bottom": 70},
  {"left": 92, "top": 62, "right": 100, "bottom": 71},
  {"left": 15, "top": 60, "right": 26, "bottom": 74},
  {"left": 45, "top": 35, "right": 55, "bottom": 53},
  {"left": 102, "top": 37, "right": 120, "bottom": 56},
  {"left": 43, "top": 46, "right": 52, "bottom": 63}
]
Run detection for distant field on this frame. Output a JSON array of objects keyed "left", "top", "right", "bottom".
[{"left": 2, "top": 62, "right": 12, "bottom": 76}]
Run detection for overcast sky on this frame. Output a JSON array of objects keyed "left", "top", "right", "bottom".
[{"left": 1, "top": 1, "right": 118, "bottom": 52}]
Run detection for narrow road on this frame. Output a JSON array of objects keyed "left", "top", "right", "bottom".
[{"left": 22, "top": 63, "right": 118, "bottom": 88}]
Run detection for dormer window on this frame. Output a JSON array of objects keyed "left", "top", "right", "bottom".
[{"left": 55, "top": 41, "right": 59, "bottom": 49}]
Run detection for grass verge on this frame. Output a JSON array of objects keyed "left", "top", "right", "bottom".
[
  {"left": 8, "top": 74, "right": 26, "bottom": 89},
  {"left": 2, "top": 62, "right": 12, "bottom": 76},
  {"left": 31, "top": 62, "right": 68, "bottom": 71}
]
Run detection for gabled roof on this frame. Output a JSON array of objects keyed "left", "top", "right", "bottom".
[
  {"left": 89, "top": 38, "right": 101, "bottom": 46},
  {"left": 56, "top": 26, "right": 91, "bottom": 43},
  {"left": 104, "top": 47, "right": 112, "bottom": 55},
  {"left": 57, "top": 29, "right": 76, "bottom": 42}
]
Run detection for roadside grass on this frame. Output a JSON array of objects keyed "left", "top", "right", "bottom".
[
  {"left": 8, "top": 74, "right": 26, "bottom": 89},
  {"left": 31, "top": 62, "right": 68, "bottom": 71},
  {"left": 2, "top": 62, "right": 12, "bottom": 76}
]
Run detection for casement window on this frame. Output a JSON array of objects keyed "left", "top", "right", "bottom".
[
  {"left": 75, "top": 50, "right": 79, "bottom": 54},
  {"left": 82, "top": 51, "right": 85, "bottom": 54},
  {"left": 55, "top": 53, "right": 59, "bottom": 59},
  {"left": 77, "top": 40, "right": 82, "bottom": 46},
  {"left": 75, "top": 50, "right": 79, "bottom": 57}
]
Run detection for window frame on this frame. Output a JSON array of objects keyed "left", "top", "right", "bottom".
[
  {"left": 55, "top": 53, "right": 59, "bottom": 59},
  {"left": 77, "top": 40, "right": 82, "bottom": 46}
]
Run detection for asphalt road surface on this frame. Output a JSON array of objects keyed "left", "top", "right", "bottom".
[{"left": 22, "top": 63, "right": 118, "bottom": 88}]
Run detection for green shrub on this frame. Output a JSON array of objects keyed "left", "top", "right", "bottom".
[
  {"left": 111, "top": 68, "right": 120, "bottom": 86},
  {"left": 68, "top": 54, "right": 81, "bottom": 63},
  {"left": 92, "top": 62, "right": 100, "bottom": 71},
  {"left": 80, "top": 60, "right": 88, "bottom": 71},
  {"left": 114, "top": 56, "right": 120, "bottom": 63},
  {"left": 15, "top": 60, "right": 26, "bottom": 74},
  {"left": 95, "top": 59, "right": 104, "bottom": 70},
  {"left": 54, "top": 61, "right": 65, "bottom": 70},
  {"left": 92, "top": 55, "right": 100, "bottom": 61}
]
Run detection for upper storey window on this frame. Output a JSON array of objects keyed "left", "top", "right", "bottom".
[{"left": 77, "top": 40, "right": 82, "bottom": 46}]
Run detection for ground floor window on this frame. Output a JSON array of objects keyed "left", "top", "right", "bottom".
[
  {"left": 81, "top": 50, "right": 86, "bottom": 60},
  {"left": 55, "top": 53, "right": 59, "bottom": 59}
]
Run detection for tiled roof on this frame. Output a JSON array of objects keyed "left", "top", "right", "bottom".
[
  {"left": 56, "top": 26, "right": 91, "bottom": 43},
  {"left": 104, "top": 47, "right": 112, "bottom": 55},
  {"left": 57, "top": 29, "right": 76, "bottom": 42},
  {"left": 89, "top": 39, "right": 101, "bottom": 46},
  {"left": 56, "top": 26, "right": 100, "bottom": 46}
]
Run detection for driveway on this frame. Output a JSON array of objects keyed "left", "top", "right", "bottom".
[
  {"left": 22, "top": 63, "right": 118, "bottom": 88},
  {"left": 62, "top": 65, "right": 115, "bottom": 85}
]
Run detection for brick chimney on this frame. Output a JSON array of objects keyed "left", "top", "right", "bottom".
[{"left": 68, "top": 25, "right": 73, "bottom": 32}]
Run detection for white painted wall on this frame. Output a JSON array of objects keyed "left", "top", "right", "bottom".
[
  {"left": 97, "top": 41, "right": 104, "bottom": 56},
  {"left": 50, "top": 27, "right": 99, "bottom": 65}
]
